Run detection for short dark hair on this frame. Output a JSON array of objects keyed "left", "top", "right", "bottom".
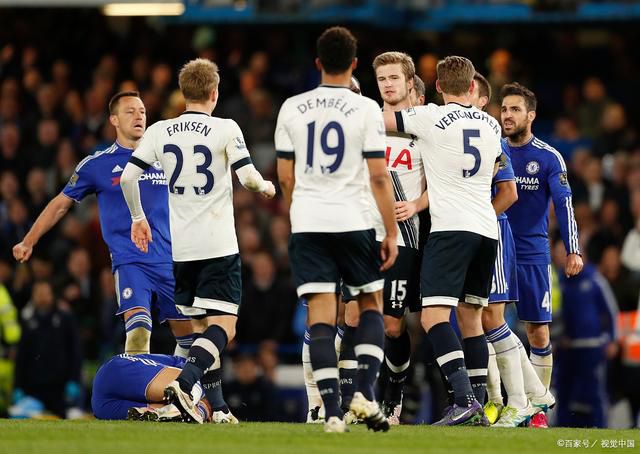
[
  {"left": 317, "top": 26, "right": 357, "bottom": 75},
  {"left": 473, "top": 72, "right": 491, "bottom": 103},
  {"left": 500, "top": 82, "right": 537, "bottom": 112},
  {"left": 109, "top": 91, "right": 141, "bottom": 115}
]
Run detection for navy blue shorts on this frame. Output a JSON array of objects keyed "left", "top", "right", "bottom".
[
  {"left": 383, "top": 245, "right": 421, "bottom": 318},
  {"left": 421, "top": 231, "right": 497, "bottom": 308},
  {"left": 114, "top": 262, "right": 188, "bottom": 323},
  {"left": 289, "top": 230, "right": 383, "bottom": 298},
  {"left": 515, "top": 263, "right": 552, "bottom": 323},
  {"left": 489, "top": 218, "right": 519, "bottom": 304},
  {"left": 173, "top": 254, "right": 242, "bottom": 318},
  {"left": 92, "top": 354, "right": 185, "bottom": 420}
]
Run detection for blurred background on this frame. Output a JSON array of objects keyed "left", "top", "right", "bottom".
[{"left": 0, "top": 0, "right": 639, "bottom": 427}]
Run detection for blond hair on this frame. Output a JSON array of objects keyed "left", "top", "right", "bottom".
[
  {"left": 372, "top": 51, "right": 416, "bottom": 82},
  {"left": 178, "top": 58, "right": 219, "bottom": 102},
  {"left": 436, "top": 56, "right": 475, "bottom": 96}
]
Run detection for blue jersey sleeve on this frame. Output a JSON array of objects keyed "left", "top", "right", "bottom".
[
  {"left": 493, "top": 152, "right": 515, "bottom": 184},
  {"left": 547, "top": 153, "right": 580, "bottom": 256},
  {"left": 593, "top": 273, "right": 619, "bottom": 342},
  {"left": 62, "top": 159, "right": 97, "bottom": 202}
]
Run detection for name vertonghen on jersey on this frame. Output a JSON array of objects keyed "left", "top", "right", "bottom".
[{"left": 431, "top": 108, "right": 501, "bottom": 135}]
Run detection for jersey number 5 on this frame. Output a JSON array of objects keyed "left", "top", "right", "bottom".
[
  {"left": 462, "top": 129, "right": 481, "bottom": 178},
  {"left": 163, "top": 144, "right": 214, "bottom": 195},
  {"left": 305, "top": 121, "right": 344, "bottom": 174}
]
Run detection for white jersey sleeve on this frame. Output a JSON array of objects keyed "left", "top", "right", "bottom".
[
  {"left": 224, "top": 119, "right": 252, "bottom": 168},
  {"left": 274, "top": 102, "right": 295, "bottom": 159},
  {"left": 131, "top": 123, "right": 161, "bottom": 165},
  {"left": 363, "top": 101, "right": 387, "bottom": 156},
  {"left": 395, "top": 104, "right": 439, "bottom": 140}
]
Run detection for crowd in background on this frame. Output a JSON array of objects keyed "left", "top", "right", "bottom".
[{"left": 0, "top": 10, "right": 639, "bottom": 426}]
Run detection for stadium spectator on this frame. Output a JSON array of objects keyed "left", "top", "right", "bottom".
[{"left": 13, "top": 280, "right": 82, "bottom": 418}]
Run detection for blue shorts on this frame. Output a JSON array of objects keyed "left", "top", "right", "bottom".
[
  {"left": 489, "top": 219, "right": 518, "bottom": 304},
  {"left": 114, "top": 262, "right": 187, "bottom": 323},
  {"left": 515, "top": 263, "right": 552, "bottom": 323},
  {"left": 91, "top": 353, "right": 185, "bottom": 420}
]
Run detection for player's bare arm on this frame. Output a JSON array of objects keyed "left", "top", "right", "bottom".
[
  {"left": 13, "top": 193, "right": 74, "bottom": 263},
  {"left": 367, "top": 157, "right": 398, "bottom": 271},
  {"left": 277, "top": 157, "right": 295, "bottom": 209},
  {"left": 382, "top": 110, "right": 398, "bottom": 132},
  {"left": 395, "top": 189, "right": 428, "bottom": 222},
  {"left": 492, "top": 180, "right": 517, "bottom": 216}
]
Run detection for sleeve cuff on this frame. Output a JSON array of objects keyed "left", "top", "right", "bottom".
[
  {"left": 231, "top": 156, "right": 252, "bottom": 171},
  {"left": 129, "top": 156, "right": 152, "bottom": 170},
  {"left": 363, "top": 150, "right": 385, "bottom": 159},
  {"left": 276, "top": 150, "right": 295, "bottom": 160},
  {"left": 395, "top": 111, "right": 405, "bottom": 133}
]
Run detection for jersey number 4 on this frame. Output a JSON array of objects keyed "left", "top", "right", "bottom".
[
  {"left": 462, "top": 129, "right": 481, "bottom": 178},
  {"left": 163, "top": 144, "right": 214, "bottom": 195},
  {"left": 305, "top": 121, "right": 344, "bottom": 174}
]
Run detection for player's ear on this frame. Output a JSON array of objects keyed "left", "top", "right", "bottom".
[
  {"left": 407, "top": 76, "right": 414, "bottom": 92},
  {"left": 468, "top": 79, "right": 475, "bottom": 96},
  {"left": 435, "top": 79, "right": 443, "bottom": 94},
  {"left": 528, "top": 110, "right": 536, "bottom": 122},
  {"left": 315, "top": 58, "right": 322, "bottom": 72},
  {"left": 480, "top": 96, "right": 489, "bottom": 110},
  {"left": 351, "top": 57, "right": 358, "bottom": 71},
  {"left": 109, "top": 114, "right": 118, "bottom": 128},
  {"left": 210, "top": 88, "right": 218, "bottom": 103}
]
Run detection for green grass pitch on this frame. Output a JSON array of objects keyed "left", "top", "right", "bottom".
[{"left": 0, "top": 420, "right": 637, "bottom": 454}]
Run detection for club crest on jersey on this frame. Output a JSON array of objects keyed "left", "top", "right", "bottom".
[
  {"left": 233, "top": 137, "right": 247, "bottom": 150},
  {"left": 152, "top": 161, "right": 163, "bottom": 170},
  {"left": 498, "top": 153, "right": 508, "bottom": 170},
  {"left": 526, "top": 161, "right": 540, "bottom": 175},
  {"left": 559, "top": 172, "right": 569, "bottom": 186},
  {"left": 68, "top": 173, "right": 79, "bottom": 187},
  {"left": 122, "top": 288, "right": 133, "bottom": 299},
  {"left": 406, "top": 107, "right": 416, "bottom": 116}
]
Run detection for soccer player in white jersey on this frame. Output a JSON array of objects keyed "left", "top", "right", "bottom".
[
  {"left": 371, "top": 52, "right": 427, "bottom": 425},
  {"left": 383, "top": 56, "right": 502, "bottom": 426},
  {"left": 276, "top": 27, "right": 398, "bottom": 433},
  {"left": 120, "top": 58, "right": 275, "bottom": 424}
]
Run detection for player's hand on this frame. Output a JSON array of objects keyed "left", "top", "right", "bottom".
[
  {"left": 605, "top": 341, "right": 619, "bottom": 360},
  {"left": 261, "top": 181, "right": 276, "bottom": 199},
  {"left": 131, "top": 219, "right": 153, "bottom": 253},
  {"left": 395, "top": 201, "right": 418, "bottom": 222},
  {"left": 565, "top": 253, "right": 583, "bottom": 278},
  {"left": 380, "top": 235, "right": 398, "bottom": 271},
  {"left": 13, "top": 241, "right": 33, "bottom": 263}
]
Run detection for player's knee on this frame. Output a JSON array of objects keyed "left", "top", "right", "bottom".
[
  {"left": 526, "top": 323, "right": 549, "bottom": 347},
  {"left": 344, "top": 301, "right": 360, "bottom": 327},
  {"left": 384, "top": 322, "right": 403, "bottom": 339},
  {"left": 481, "top": 306, "right": 505, "bottom": 331}
]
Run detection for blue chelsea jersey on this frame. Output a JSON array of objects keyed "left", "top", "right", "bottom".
[
  {"left": 492, "top": 143, "right": 515, "bottom": 222},
  {"left": 503, "top": 136, "right": 580, "bottom": 264},
  {"left": 63, "top": 142, "right": 172, "bottom": 270}
]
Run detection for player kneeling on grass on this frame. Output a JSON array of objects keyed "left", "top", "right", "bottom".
[{"left": 92, "top": 353, "right": 237, "bottom": 424}]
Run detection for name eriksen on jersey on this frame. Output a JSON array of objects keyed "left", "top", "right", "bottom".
[
  {"left": 166, "top": 121, "right": 212, "bottom": 137},
  {"left": 435, "top": 110, "right": 500, "bottom": 135},
  {"left": 296, "top": 97, "right": 358, "bottom": 117}
]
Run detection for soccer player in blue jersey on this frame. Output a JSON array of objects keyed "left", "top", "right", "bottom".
[
  {"left": 92, "top": 352, "right": 212, "bottom": 422},
  {"left": 12, "top": 91, "right": 193, "bottom": 357},
  {"left": 500, "top": 83, "right": 583, "bottom": 426},
  {"left": 471, "top": 73, "right": 545, "bottom": 427}
]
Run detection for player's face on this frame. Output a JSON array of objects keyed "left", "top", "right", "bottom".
[
  {"left": 501, "top": 95, "right": 531, "bottom": 138},
  {"left": 470, "top": 82, "right": 488, "bottom": 110},
  {"left": 376, "top": 64, "right": 410, "bottom": 106},
  {"left": 113, "top": 96, "right": 147, "bottom": 141}
]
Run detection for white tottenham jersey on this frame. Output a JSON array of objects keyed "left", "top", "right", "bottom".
[
  {"left": 132, "top": 111, "right": 251, "bottom": 261},
  {"left": 397, "top": 103, "right": 501, "bottom": 240},
  {"left": 275, "top": 85, "right": 386, "bottom": 233},
  {"left": 365, "top": 132, "right": 426, "bottom": 249}
]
